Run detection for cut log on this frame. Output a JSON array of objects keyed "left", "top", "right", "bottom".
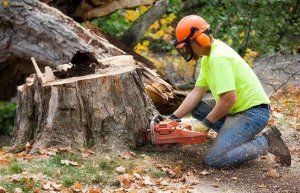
[{"left": 13, "top": 63, "right": 156, "bottom": 153}]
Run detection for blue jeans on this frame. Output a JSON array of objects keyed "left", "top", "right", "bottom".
[{"left": 192, "top": 99, "right": 270, "bottom": 169}]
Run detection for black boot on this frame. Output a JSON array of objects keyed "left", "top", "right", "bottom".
[{"left": 263, "top": 126, "right": 291, "bottom": 166}]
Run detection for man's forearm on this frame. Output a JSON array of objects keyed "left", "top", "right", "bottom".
[
  {"left": 206, "top": 90, "right": 237, "bottom": 123},
  {"left": 173, "top": 87, "right": 208, "bottom": 118}
]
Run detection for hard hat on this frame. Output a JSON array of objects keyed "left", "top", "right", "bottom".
[
  {"left": 173, "top": 15, "right": 211, "bottom": 61},
  {"left": 175, "top": 15, "right": 210, "bottom": 42}
]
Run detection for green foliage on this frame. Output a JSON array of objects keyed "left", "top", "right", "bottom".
[
  {"left": 183, "top": 0, "right": 300, "bottom": 55},
  {"left": 90, "top": 9, "right": 131, "bottom": 38},
  {"left": 0, "top": 101, "right": 16, "bottom": 135},
  {"left": 168, "top": 0, "right": 183, "bottom": 13}
]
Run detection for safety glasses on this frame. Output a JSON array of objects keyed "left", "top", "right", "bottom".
[{"left": 173, "top": 27, "right": 199, "bottom": 62}]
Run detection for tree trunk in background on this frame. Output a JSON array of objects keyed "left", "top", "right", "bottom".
[
  {"left": 14, "top": 63, "right": 155, "bottom": 153},
  {"left": 40, "top": 0, "right": 156, "bottom": 21},
  {"left": 121, "top": 0, "right": 169, "bottom": 48}
]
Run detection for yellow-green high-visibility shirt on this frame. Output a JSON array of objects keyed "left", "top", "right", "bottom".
[{"left": 195, "top": 39, "right": 270, "bottom": 114}]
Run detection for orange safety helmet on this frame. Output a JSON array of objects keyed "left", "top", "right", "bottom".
[{"left": 174, "top": 15, "right": 211, "bottom": 61}]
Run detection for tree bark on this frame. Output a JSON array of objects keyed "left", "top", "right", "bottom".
[{"left": 13, "top": 63, "right": 156, "bottom": 153}]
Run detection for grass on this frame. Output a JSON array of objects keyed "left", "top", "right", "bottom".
[
  {"left": 0, "top": 149, "right": 179, "bottom": 192},
  {"left": 0, "top": 151, "right": 162, "bottom": 191}
]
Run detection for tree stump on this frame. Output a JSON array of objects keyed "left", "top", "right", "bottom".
[{"left": 13, "top": 63, "right": 156, "bottom": 153}]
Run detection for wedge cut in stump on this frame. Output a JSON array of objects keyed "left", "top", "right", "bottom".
[{"left": 13, "top": 63, "right": 156, "bottom": 153}]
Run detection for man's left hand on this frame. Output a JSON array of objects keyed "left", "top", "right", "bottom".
[{"left": 192, "top": 121, "right": 209, "bottom": 132}]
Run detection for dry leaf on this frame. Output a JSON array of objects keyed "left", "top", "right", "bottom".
[
  {"left": 61, "top": 160, "right": 79, "bottom": 166},
  {"left": 118, "top": 174, "right": 133, "bottom": 187},
  {"left": 52, "top": 182, "right": 62, "bottom": 191},
  {"left": 42, "top": 181, "right": 52, "bottom": 190},
  {"left": 200, "top": 170, "right": 210, "bottom": 176},
  {"left": 231, "top": 177, "right": 238, "bottom": 180},
  {"left": 173, "top": 164, "right": 182, "bottom": 175},
  {"left": 14, "top": 188, "right": 22, "bottom": 193},
  {"left": 267, "top": 118, "right": 275, "bottom": 126},
  {"left": 134, "top": 165, "right": 144, "bottom": 174},
  {"left": 258, "top": 184, "right": 267, "bottom": 188},
  {"left": 74, "top": 181, "right": 83, "bottom": 190},
  {"left": 38, "top": 148, "right": 47, "bottom": 155},
  {"left": 33, "top": 187, "right": 41, "bottom": 193},
  {"left": 25, "top": 142, "right": 31, "bottom": 154},
  {"left": 266, "top": 168, "right": 280, "bottom": 178},
  {"left": 119, "top": 151, "right": 136, "bottom": 159},
  {"left": 133, "top": 172, "right": 142, "bottom": 180},
  {"left": 211, "top": 183, "right": 220, "bottom": 188},
  {"left": 0, "top": 186, "right": 7, "bottom": 193},
  {"left": 9, "top": 174, "right": 22, "bottom": 182},
  {"left": 88, "top": 187, "right": 102, "bottom": 193},
  {"left": 143, "top": 176, "right": 155, "bottom": 186},
  {"left": 115, "top": 166, "right": 126, "bottom": 173},
  {"left": 58, "top": 146, "right": 72, "bottom": 152}
]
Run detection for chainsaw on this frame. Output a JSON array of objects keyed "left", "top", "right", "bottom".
[{"left": 146, "top": 114, "right": 207, "bottom": 145}]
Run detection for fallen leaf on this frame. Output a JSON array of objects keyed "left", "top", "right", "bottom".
[
  {"left": 133, "top": 172, "right": 142, "bottom": 180},
  {"left": 143, "top": 176, "right": 155, "bottom": 186},
  {"left": 118, "top": 174, "right": 134, "bottom": 187},
  {"left": 211, "top": 183, "right": 220, "bottom": 188},
  {"left": 9, "top": 174, "right": 22, "bottom": 182},
  {"left": 258, "top": 184, "right": 267, "bottom": 188},
  {"left": 173, "top": 164, "right": 182, "bottom": 175},
  {"left": 267, "top": 118, "right": 275, "bottom": 126},
  {"left": 42, "top": 181, "right": 52, "bottom": 190},
  {"left": 200, "top": 170, "right": 211, "bottom": 176},
  {"left": 74, "top": 181, "right": 82, "bottom": 190},
  {"left": 134, "top": 165, "right": 144, "bottom": 174},
  {"left": 51, "top": 182, "right": 62, "bottom": 191},
  {"left": 33, "top": 187, "right": 41, "bottom": 193},
  {"left": 25, "top": 142, "right": 31, "bottom": 154},
  {"left": 0, "top": 186, "right": 7, "bottom": 193},
  {"left": 266, "top": 168, "right": 280, "bottom": 178},
  {"left": 231, "top": 177, "right": 238, "bottom": 180},
  {"left": 61, "top": 160, "right": 79, "bottom": 166},
  {"left": 119, "top": 151, "right": 136, "bottom": 159},
  {"left": 115, "top": 166, "right": 126, "bottom": 173},
  {"left": 14, "top": 188, "right": 22, "bottom": 193},
  {"left": 88, "top": 187, "right": 102, "bottom": 193},
  {"left": 58, "top": 146, "right": 72, "bottom": 152}
]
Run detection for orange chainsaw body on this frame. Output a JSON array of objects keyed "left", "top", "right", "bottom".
[{"left": 147, "top": 119, "right": 207, "bottom": 145}]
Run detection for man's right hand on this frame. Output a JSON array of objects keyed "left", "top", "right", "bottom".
[{"left": 168, "top": 114, "right": 179, "bottom": 120}]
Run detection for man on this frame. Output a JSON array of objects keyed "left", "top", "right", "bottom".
[{"left": 170, "top": 15, "right": 291, "bottom": 169}]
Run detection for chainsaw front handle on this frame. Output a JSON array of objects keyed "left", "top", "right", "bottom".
[{"left": 149, "top": 114, "right": 163, "bottom": 144}]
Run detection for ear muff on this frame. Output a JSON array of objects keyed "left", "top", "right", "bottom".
[{"left": 195, "top": 33, "right": 211, "bottom": 47}]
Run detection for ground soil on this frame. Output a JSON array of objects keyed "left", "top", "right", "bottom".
[
  {"left": 139, "top": 125, "right": 300, "bottom": 193},
  {"left": 1, "top": 123, "right": 299, "bottom": 193}
]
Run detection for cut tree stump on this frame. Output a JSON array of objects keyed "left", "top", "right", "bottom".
[{"left": 13, "top": 62, "right": 156, "bottom": 153}]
